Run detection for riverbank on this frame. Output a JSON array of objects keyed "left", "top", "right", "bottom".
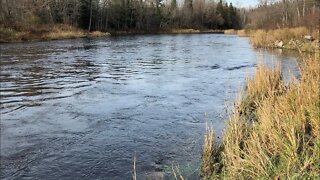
[
  {"left": 225, "top": 27, "right": 320, "bottom": 53},
  {"left": 202, "top": 55, "right": 320, "bottom": 179},
  {"left": 0, "top": 24, "right": 110, "bottom": 43},
  {"left": 88, "top": 28, "right": 224, "bottom": 36},
  {"left": 0, "top": 25, "right": 225, "bottom": 43}
]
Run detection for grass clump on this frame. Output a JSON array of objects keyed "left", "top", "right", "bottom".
[
  {"left": 201, "top": 125, "right": 222, "bottom": 179},
  {"left": 42, "top": 25, "right": 110, "bottom": 40},
  {"left": 88, "top": 31, "right": 111, "bottom": 37},
  {"left": 0, "top": 27, "right": 19, "bottom": 42},
  {"left": 169, "top": 29, "right": 201, "bottom": 34},
  {"left": 224, "top": 29, "right": 251, "bottom": 36},
  {"left": 202, "top": 56, "right": 320, "bottom": 179},
  {"left": 250, "top": 29, "right": 269, "bottom": 48},
  {"left": 224, "top": 29, "right": 237, "bottom": 34},
  {"left": 44, "top": 25, "right": 86, "bottom": 40},
  {"left": 236, "top": 30, "right": 248, "bottom": 37}
]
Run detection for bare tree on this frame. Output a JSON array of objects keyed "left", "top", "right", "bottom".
[{"left": 88, "top": 0, "right": 93, "bottom": 31}]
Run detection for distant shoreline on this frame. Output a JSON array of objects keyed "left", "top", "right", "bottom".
[
  {"left": 2, "top": 26, "right": 318, "bottom": 55},
  {"left": 108, "top": 29, "right": 225, "bottom": 36},
  {"left": 0, "top": 25, "right": 110, "bottom": 43},
  {"left": 224, "top": 28, "right": 320, "bottom": 53},
  {"left": 0, "top": 27, "right": 226, "bottom": 43}
]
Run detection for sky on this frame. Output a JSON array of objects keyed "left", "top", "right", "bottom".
[
  {"left": 229, "top": 0, "right": 258, "bottom": 8},
  {"left": 175, "top": 0, "right": 259, "bottom": 8}
]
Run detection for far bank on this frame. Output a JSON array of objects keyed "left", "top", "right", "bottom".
[
  {"left": 225, "top": 27, "right": 320, "bottom": 53},
  {"left": 0, "top": 24, "right": 227, "bottom": 43},
  {"left": 0, "top": 24, "right": 110, "bottom": 43}
]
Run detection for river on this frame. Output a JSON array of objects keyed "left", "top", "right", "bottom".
[{"left": 0, "top": 34, "right": 299, "bottom": 179}]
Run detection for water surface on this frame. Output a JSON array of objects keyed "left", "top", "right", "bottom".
[{"left": 0, "top": 34, "right": 299, "bottom": 179}]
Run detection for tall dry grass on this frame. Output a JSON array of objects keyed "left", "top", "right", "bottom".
[
  {"left": 224, "top": 29, "right": 237, "bottom": 34},
  {"left": 0, "top": 27, "right": 18, "bottom": 41},
  {"left": 44, "top": 25, "right": 86, "bottom": 40},
  {"left": 224, "top": 29, "right": 250, "bottom": 37},
  {"left": 202, "top": 55, "right": 320, "bottom": 179},
  {"left": 249, "top": 27, "right": 318, "bottom": 48},
  {"left": 201, "top": 125, "right": 222, "bottom": 179},
  {"left": 0, "top": 24, "right": 110, "bottom": 42}
]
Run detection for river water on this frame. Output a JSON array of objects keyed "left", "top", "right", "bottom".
[{"left": 0, "top": 34, "right": 299, "bottom": 179}]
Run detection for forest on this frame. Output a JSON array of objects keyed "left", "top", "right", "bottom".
[
  {"left": 0, "top": 0, "right": 241, "bottom": 33},
  {"left": 248, "top": 0, "right": 319, "bottom": 29},
  {"left": 0, "top": 0, "right": 320, "bottom": 42},
  {"left": 1, "top": 0, "right": 319, "bottom": 34}
]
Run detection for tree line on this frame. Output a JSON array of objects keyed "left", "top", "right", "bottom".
[
  {"left": 246, "top": 0, "right": 320, "bottom": 29},
  {"left": 1, "top": 0, "right": 318, "bottom": 33},
  {"left": 0, "top": 0, "right": 242, "bottom": 32}
]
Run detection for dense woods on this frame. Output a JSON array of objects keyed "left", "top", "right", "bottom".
[
  {"left": 246, "top": 0, "right": 320, "bottom": 29},
  {"left": 0, "top": 0, "right": 242, "bottom": 32},
  {"left": 0, "top": 0, "right": 318, "bottom": 40}
]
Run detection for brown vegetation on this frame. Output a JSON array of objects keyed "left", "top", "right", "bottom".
[
  {"left": 225, "top": 27, "right": 320, "bottom": 53},
  {"left": 202, "top": 55, "right": 320, "bottom": 179},
  {"left": 249, "top": 27, "right": 319, "bottom": 52},
  {"left": 164, "top": 29, "right": 224, "bottom": 34},
  {"left": 224, "top": 29, "right": 249, "bottom": 36},
  {"left": 246, "top": 0, "right": 319, "bottom": 29},
  {"left": 0, "top": 24, "right": 110, "bottom": 42}
]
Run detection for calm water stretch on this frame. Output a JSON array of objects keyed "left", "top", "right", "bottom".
[{"left": 0, "top": 34, "right": 299, "bottom": 179}]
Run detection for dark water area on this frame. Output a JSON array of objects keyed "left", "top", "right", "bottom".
[{"left": 0, "top": 34, "right": 299, "bottom": 179}]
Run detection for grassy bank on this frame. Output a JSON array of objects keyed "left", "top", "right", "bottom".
[
  {"left": 0, "top": 24, "right": 110, "bottom": 43},
  {"left": 225, "top": 27, "right": 320, "bottom": 53},
  {"left": 0, "top": 25, "right": 225, "bottom": 42},
  {"left": 202, "top": 56, "right": 320, "bottom": 179},
  {"left": 224, "top": 29, "right": 249, "bottom": 37},
  {"left": 164, "top": 29, "right": 224, "bottom": 34},
  {"left": 107, "top": 29, "right": 224, "bottom": 36}
]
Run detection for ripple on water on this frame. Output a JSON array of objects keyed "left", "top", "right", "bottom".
[{"left": 0, "top": 34, "right": 300, "bottom": 179}]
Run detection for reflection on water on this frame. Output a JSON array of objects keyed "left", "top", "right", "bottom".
[
  {"left": 0, "top": 34, "right": 299, "bottom": 179},
  {"left": 255, "top": 48, "right": 302, "bottom": 82}
]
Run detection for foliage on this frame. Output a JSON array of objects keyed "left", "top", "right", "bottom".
[{"left": 0, "top": 0, "right": 242, "bottom": 33}]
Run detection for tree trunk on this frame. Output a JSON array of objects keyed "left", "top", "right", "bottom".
[
  {"left": 105, "top": 10, "right": 108, "bottom": 31},
  {"left": 5, "top": 0, "right": 11, "bottom": 17},
  {"left": 88, "top": 0, "right": 93, "bottom": 32},
  {"left": 296, "top": 0, "right": 300, "bottom": 20},
  {"left": 282, "top": 0, "right": 288, "bottom": 27},
  {"left": 302, "top": 0, "right": 306, "bottom": 17}
]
